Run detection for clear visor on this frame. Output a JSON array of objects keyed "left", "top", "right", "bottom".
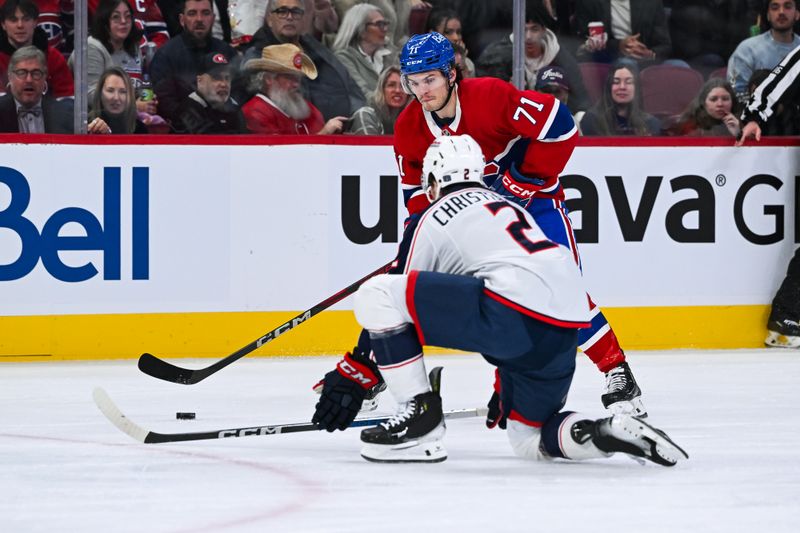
[{"left": 402, "top": 71, "right": 448, "bottom": 96}]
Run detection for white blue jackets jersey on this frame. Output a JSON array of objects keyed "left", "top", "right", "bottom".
[{"left": 396, "top": 186, "right": 591, "bottom": 328}]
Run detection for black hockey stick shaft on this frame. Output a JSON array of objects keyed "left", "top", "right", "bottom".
[
  {"left": 137, "top": 261, "right": 393, "bottom": 385},
  {"left": 93, "top": 387, "right": 488, "bottom": 444}
]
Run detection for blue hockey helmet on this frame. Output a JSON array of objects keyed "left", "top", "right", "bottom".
[{"left": 400, "top": 32, "right": 456, "bottom": 81}]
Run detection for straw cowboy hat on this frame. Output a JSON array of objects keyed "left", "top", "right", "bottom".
[{"left": 244, "top": 44, "right": 318, "bottom": 80}]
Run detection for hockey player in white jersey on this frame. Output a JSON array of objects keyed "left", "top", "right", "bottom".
[{"left": 312, "top": 135, "right": 687, "bottom": 465}]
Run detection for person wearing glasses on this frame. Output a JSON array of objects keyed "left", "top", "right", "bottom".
[
  {"left": 332, "top": 4, "right": 397, "bottom": 98},
  {"left": 242, "top": 0, "right": 365, "bottom": 121},
  {"left": 0, "top": 46, "right": 72, "bottom": 133},
  {"left": 148, "top": 0, "right": 238, "bottom": 122},
  {"left": 0, "top": 0, "right": 73, "bottom": 98}
]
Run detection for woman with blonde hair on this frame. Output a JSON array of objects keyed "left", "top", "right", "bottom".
[
  {"left": 87, "top": 67, "right": 148, "bottom": 134},
  {"left": 349, "top": 64, "right": 408, "bottom": 134},
  {"left": 332, "top": 3, "right": 398, "bottom": 98}
]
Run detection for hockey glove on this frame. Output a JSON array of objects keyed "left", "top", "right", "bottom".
[
  {"left": 485, "top": 390, "right": 507, "bottom": 429},
  {"left": 312, "top": 348, "right": 382, "bottom": 432},
  {"left": 489, "top": 162, "right": 546, "bottom": 208}
]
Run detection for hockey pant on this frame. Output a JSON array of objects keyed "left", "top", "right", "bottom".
[
  {"left": 354, "top": 270, "right": 579, "bottom": 426},
  {"left": 526, "top": 196, "right": 625, "bottom": 372}
]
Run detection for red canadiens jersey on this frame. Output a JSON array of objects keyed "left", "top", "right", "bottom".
[{"left": 393, "top": 77, "right": 578, "bottom": 216}]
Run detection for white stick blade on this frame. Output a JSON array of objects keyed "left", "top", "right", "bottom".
[{"left": 92, "top": 387, "right": 150, "bottom": 443}]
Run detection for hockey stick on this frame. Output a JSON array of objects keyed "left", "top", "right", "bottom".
[
  {"left": 137, "top": 261, "right": 393, "bottom": 385},
  {"left": 93, "top": 387, "right": 488, "bottom": 444}
]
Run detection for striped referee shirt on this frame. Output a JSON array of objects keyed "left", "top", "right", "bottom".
[{"left": 742, "top": 43, "right": 800, "bottom": 126}]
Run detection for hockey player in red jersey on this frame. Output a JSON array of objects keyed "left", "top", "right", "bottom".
[
  {"left": 394, "top": 32, "right": 646, "bottom": 421},
  {"left": 312, "top": 134, "right": 686, "bottom": 465}
]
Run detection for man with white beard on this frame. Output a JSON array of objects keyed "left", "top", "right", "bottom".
[{"left": 241, "top": 43, "right": 347, "bottom": 134}]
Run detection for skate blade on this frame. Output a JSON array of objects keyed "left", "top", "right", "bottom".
[
  {"left": 765, "top": 331, "right": 800, "bottom": 348},
  {"left": 360, "top": 396, "right": 380, "bottom": 412},
  {"left": 611, "top": 415, "right": 689, "bottom": 466},
  {"left": 361, "top": 439, "right": 447, "bottom": 463},
  {"left": 607, "top": 397, "right": 648, "bottom": 418}
]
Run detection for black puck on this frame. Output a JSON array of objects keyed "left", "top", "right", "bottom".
[{"left": 176, "top": 412, "right": 196, "bottom": 420}]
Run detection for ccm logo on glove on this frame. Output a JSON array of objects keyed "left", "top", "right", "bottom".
[{"left": 337, "top": 358, "right": 379, "bottom": 387}]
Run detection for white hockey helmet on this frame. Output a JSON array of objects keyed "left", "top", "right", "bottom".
[{"left": 422, "top": 134, "right": 485, "bottom": 202}]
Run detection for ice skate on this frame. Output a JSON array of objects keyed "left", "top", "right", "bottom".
[
  {"left": 360, "top": 368, "right": 446, "bottom": 463},
  {"left": 765, "top": 319, "right": 800, "bottom": 348},
  {"left": 602, "top": 362, "right": 647, "bottom": 417},
  {"left": 591, "top": 414, "right": 688, "bottom": 466}
]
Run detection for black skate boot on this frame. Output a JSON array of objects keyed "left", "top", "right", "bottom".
[
  {"left": 601, "top": 362, "right": 647, "bottom": 417},
  {"left": 765, "top": 319, "right": 800, "bottom": 348},
  {"left": 360, "top": 367, "right": 446, "bottom": 463},
  {"left": 592, "top": 415, "right": 689, "bottom": 467}
]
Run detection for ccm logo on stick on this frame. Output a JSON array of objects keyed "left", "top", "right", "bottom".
[
  {"left": 219, "top": 426, "right": 281, "bottom": 437},
  {"left": 0, "top": 166, "right": 149, "bottom": 282},
  {"left": 255, "top": 311, "right": 312, "bottom": 347}
]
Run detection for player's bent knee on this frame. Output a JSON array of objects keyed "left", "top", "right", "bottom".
[
  {"left": 507, "top": 420, "right": 545, "bottom": 460},
  {"left": 354, "top": 275, "right": 412, "bottom": 332}
]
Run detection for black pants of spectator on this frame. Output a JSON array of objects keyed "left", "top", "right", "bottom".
[{"left": 770, "top": 247, "right": 800, "bottom": 323}]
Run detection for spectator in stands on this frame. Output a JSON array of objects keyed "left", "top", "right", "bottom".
[
  {"left": 0, "top": 45, "right": 72, "bottom": 132},
  {"left": 87, "top": 66, "right": 149, "bottom": 134},
  {"left": 242, "top": 43, "right": 346, "bottom": 134},
  {"left": 149, "top": 0, "right": 238, "bottom": 122},
  {"left": 581, "top": 62, "right": 661, "bottom": 136},
  {"left": 574, "top": 0, "right": 671, "bottom": 65},
  {"left": 478, "top": 1, "right": 590, "bottom": 111},
  {"left": 744, "top": 68, "right": 800, "bottom": 135},
  {"left": 171, "top": 51, "right": 246, "bottom": 133},
  {"left": 74, "top": 0, "right": 160, "bottom": 118},
  {"left": 424, "top": 8, "right": 475, "bottom": 78},
  {"left": 535, "top": 65, "right": 586, "bottom": 128},
  {"left": 0, "top": 0, "right": 72, "bottom": 97},
  {"left": 334, "top": 1, "right": 403, "bottom": 47},
  {"left": 665, "top": 77, "right": 741, "bottom": 137},
  {"left": 332, "top": 4, "right": 397, "bottom": 98},
  {"left": 348, "top": 63, "right": 407, "bottom": 134},
  {"left": 668, "top": 0, "right": 752, "bottom": 77},
  {"left": 728, "top": 0, "right": 800, "bottom": 101},
  {"left": 243, "top": 0, "right": 365, "bottom": 120},
  {"left": 88, "top": 0, "right": 171, "bottom": 49}
]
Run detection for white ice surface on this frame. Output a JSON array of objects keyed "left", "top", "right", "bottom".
[{"left": 1, "top": 350, "right": 799, "bottom": 533}]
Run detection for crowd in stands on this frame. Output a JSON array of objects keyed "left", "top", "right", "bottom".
[{"left": 1, "top": 0, "right": 799, "bottom": 136}]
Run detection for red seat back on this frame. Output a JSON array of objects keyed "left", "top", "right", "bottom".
[
  {"left": 640, "top": 65, "right": 705, "bottom": 118},
  {"left": 578, "top": 62, "right": 612, "bottom": 107}
]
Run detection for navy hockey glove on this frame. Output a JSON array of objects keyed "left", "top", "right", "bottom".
[
  {"left": 489, "top": 162, "right": 546, "bottom": 207},
  {"left": 485, "top": 390, "right": 507, "bottom": 429},
  {"left": 312, "top": 348, "right": 382, "bottom": 432}
]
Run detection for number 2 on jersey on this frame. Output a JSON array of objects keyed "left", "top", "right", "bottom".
[
  {"left": 513, "top": 97, "right": 544, "bottom": 125},
  {"left": 485, "top": 202, "right": 556, "bottom": 254}
]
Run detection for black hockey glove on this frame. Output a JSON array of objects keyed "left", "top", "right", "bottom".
[
  {"left": 485, "top": 390, "right": 507, "bottom": 429},
  {"left": 312, "top": 348, "right": 382, "bottom": 432}
]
